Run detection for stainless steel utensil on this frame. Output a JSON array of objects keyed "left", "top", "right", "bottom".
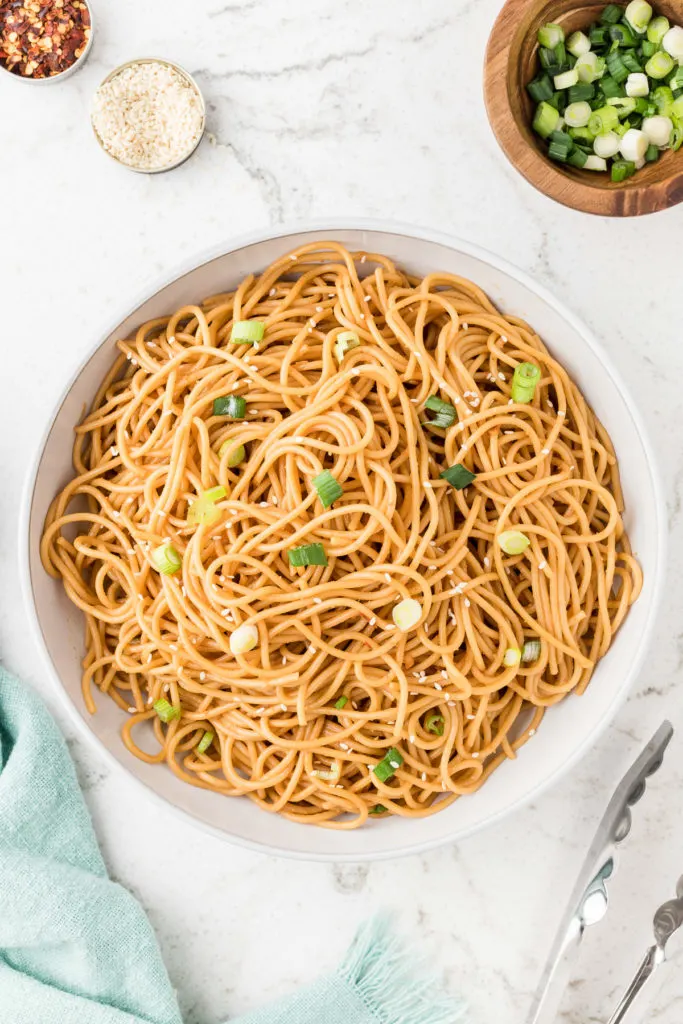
[
  {"left": 605, "top": 875, "right": 683, "bottom": 1024},
  {"left": 527, "top": 721, "right": 674, "bottom": 1024}
]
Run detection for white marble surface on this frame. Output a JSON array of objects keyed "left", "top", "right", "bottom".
[{"left": 2, "top": 0, "right": 683, "bottom": 1021}]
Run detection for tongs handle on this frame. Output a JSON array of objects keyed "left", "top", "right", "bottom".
[{"left": 527, "top": 721, "right": 673, "bottom": 1024}]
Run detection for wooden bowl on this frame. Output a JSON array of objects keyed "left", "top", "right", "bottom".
[{"left": 484, "top": 0, "right": 683, "bottom": 215}]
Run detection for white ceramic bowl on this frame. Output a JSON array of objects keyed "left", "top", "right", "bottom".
[{"left": 21, "top": 222, "right": 666, "bottom": 861}]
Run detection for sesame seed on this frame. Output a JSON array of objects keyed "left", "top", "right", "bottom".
[
  {"left": 199, "top": 671, "right": 206, "bottom": 680},
  {"left": 269, "top": 288, "right": 277, "bottom": 296},
  {"left": 421, "top": 772, "right": 427, "bottom": 781},
  {"left": 464, "top": 598, "right": 471, "bottom": 607},
  {"left": 483, "top": 557, "right": 490, "bottom": 568},
  {"left": 434, "top": 682, "right": 443, "bottom": 691},
  {"left": 127, "top": 706, "right": 136, "bottom": 713},
  {"left": 423, "top": 480, "right": 432, "bottom": 488},
  {"left": 369, "top": 617, "right": 376, "bottom": 626},
  {"left": 498, "top": 372, "right": 506, "bottom": 381},
  {"left": 558, "top": 410, "right": 566, "bottom": 417},
  {"left": 462, "top": 322, "right": 469, "bottom": 329},
  {"left": 538, "top": 560, "right": 547, "bottom": 570},
  {"left": 384, "top": 573, "right": 392, "bottom": 583},
  {"left": 309, "top": 645, "right": 317, "bottom": 653},
  {"left": 360, "top": 255, "right": 367, "bottom": 263},
  {"left": 413, "top": 350, "right": 421, "bottom": 358},
  {"left": 409, "top": 734, "right": 416, "bottom": 743},
  {"left": 110, "top": 446, "right": 119, "bottom": 456},
  {"left": 441, "top": 670, "right": 448, "bottom": 679},
  {"left": 359, "top": 313, "right": 365, "bottom": 320},
  {"left": 280, "top": 703, "right": 287, "bottom": 711},
  {"left": 529, "top": 728, "right": 536, "bottom": 736},
  {"left": 466, "top": 714, "right": 475, "bottom": 720},
  {"left": 282, "top": 656, "right": 287, "bottom": 665},
  {"left": 313, "top": 598, "right": 322, "bottom": 605},
  {"left": 541, "top": 448, "right": 550, "bottom": 455},
  {"left": 447, "top": 700, "right": 456, "bottom": 707},
  {"left": 316, "top": 305, "right": 324, "bottom": 312}
]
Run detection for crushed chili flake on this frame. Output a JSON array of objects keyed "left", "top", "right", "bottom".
[{"left": 0, "top": 0, "right": 90, "bottom": 78}]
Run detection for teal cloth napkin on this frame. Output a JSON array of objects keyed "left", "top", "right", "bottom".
[{"left": 0, "top": 667, "right": 465, "bottom": 1024}]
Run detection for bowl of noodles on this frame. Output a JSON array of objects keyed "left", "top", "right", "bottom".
[{"left": 22, "top": 222, "right": 665, "bottom": 861}]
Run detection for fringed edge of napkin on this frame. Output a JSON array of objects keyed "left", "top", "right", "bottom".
[{"left": 338, "top": 916, "right": 468, "bottom": 1024}]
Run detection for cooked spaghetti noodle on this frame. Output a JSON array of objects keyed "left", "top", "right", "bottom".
[{"left": 41, "top": 242, "right": 642, "bottom": 828}]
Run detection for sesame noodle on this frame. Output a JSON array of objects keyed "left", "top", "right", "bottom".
[{"left": 40, "top": 242, "right": 642, "bottom": 828}]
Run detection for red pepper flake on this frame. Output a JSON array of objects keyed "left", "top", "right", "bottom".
[{"left": 0, "top": 0, "right": 90, "bottom": 78}]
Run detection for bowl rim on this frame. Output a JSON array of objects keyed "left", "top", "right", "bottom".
[
  {"left": 18, "top": 218, "right": 668, "bottom": 861},
  {"left": 483, "top": 0, "right": 683, "bottom": 216}
]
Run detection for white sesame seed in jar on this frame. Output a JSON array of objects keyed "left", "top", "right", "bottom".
[{"left": 91, "top": 58, "right": 205, "bottom": 173}]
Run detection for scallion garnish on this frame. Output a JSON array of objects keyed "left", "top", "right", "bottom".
[
  {"left": 187, "top": 485, "right": 227, "bottom": 527},
  {"left": 218, "top": 440, "right": 247, "bottom": 467},
  {"left": 213, "top": 395, "right": 246, "bottom": 418},
  {"left": 538, "top": 23, "right": 565, "bottom": 48},
  {"left": 151, "top": 542, "right": 182, "bottom": 576},
  {"left": 424, "top": 711, "right": 445, "bottom": 736},
  {"left": 497, "top": 530, "right": 531, "bottom": 555},
  {"left": 288, "top": 543, "right": 328, "bottom": 567},
  {"left": 373, "top": 747, "right": 404, "bottom": 783},
  {"left": 503, "top": 647, "right": 522, "bottom": 667},
  {"left": 335, "top": 330, "right": 361, "bottom": 363},
  {"left": 424, "top": 395, "right": 457, "bottom": 429},
  {"left": 440, "top": 464, "right": 477, "bottom": 490},
  {"left": 522, "top": 639, "right": 542, "bottom": 663},
  {"left": 196, "top": 730, "right": 214, "bottom": 754},
  {"left": 335, "top": 695, "right": 349, "bottom": 710},
  {"left": 369, "top": 804, "right": 387, "bottom": 815},
  {"left": 511, "top": 362, "right": 541, "bottom": 404},
  {"left": 154, "top": 698, "right": 180, "bottom": 723},
  {"left": 312, "top": 470, "right": 343, "bottom": 509},
  {"left": 230, "top": 320, "right": 265, "bottom": 344}
]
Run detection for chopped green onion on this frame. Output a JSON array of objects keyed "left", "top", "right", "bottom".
[
  {"left": 554, "top": 68, "right": 578, "bottom": 89},
  {"left": 154, "top": 698, "right": 180, "bottom": 723},
  {"left": 576, "top": 52, "right": 605, "bottom": 83},
  {"left": 640, "top": 39, "right": 657, "bottom": 57},
  {"left": 606, "top": 51, "right": 629, "bottom": 83},
  {"left": 671, "top": 123, "right": 683, "bottom": 151},
  {"left": 522, "top": 639, "right": 542, "bottom": 663},
  {"left": 196, "top": 730, "right": 214, "bottom": 754},
  {"left": 424, "top": 395, "right": 457, "bottom": 429},
  {"left": 568, "top": 82, "right": 595, "bottom": 103},
  {"left": 533, "top": 100, "right": 560, "bottom": 138},
  {"left": 569, "top": 125, "right": 596, "bottom": 144},
  {"left": 600, "top": 4, "right": 623, "bottom": 24},
  {"left": 589, "top": 104, "right": 620, "bottom": 134},
  {"left": 590, "top": 24, "right": 608, "bottom": 47},
  {"left": 645, "top": 50, "right": 674, "bottom": 79},
  {"left": 564, "top": 100, "right": 592, "bottom": 127},
  {"left": 503, "top": 647, "right": 522, "bottom": 667},
  {"left": 219, "top": 440, "right": 246, "bottom": 467},
  {"left": 540, "top": 46, "right": 563, "bottom": 74},
  {"left": 288, "top": 543, "right": 328, "bottom": 567},
  {"left": 652, "top": 86, "right": 674, "bottom": 116},
  {"left": 567, "top": 147, "right": 589, "bottom": 167},
  {"left": 312, "top": 469, "right": 343, "bottom": 509},
  {"left": 645, "top": 142, "right": 659, "bottom": 161},
  {"left": 621, "top": 52, "right": 643, "bottom": 74},
  {"left": 584, "top": 154, "right": 608, "bottom": 170},
  {"left": 369, "top": 804, "right": 387, "bottom": 815},
  {"left": 548, "top": 131, "right": 573, "bottom": 161},
  {"left": 601, "top": 75, "right": 625, "bottom": 99},
  {"left": 440, "top": 464, "right": 477, "bottom": 490},
  {"left": 625, "top": 0, "right": 652, "bottom": 33},
  {"left": 609, "top": 22, "right": 637, "bottom": 47},
  {"left": 611, "top": 158, "right": 636, "bottom": 181},
  {"left": 647, "top": 14, "right": 669, "bottom": 44},
  {"left": 373, "top": 747, "right": 404, "bottom": 783},
  {"left": 538, "top": 23, "right": 564, "bottom": 48},
  {"left": 424, "top": 711, "right": 445, "bottom": 736},
  {"left": 392, "top": 598, "right": 422, "bottom": 632},
  {"left": 594, "top": 130, "right": 621, "bottom": 157},
  {"left": 187, "top": 485, "right": 227, "bottom": 526},
  {"left": 642, "top": 114, "right": 673, "bottom": 145},
  {"left": 619, "top": 127, "right": 648, "bottom": 162},
  {"left": 670, "top": 68, "right": 683, "bottom": 93},
  {"left": 511, "top": 361, "right": 541, "bottom": 403},
  {"left": 498, "top": 530, "right": 531, "bottom": 556},
  {"left": 663, "top": 26, "right": 683, "bottom": 60},
  {"left": 230, "top": 320, "right": 265, "bottom": 344},
  {"left": 151, "top": 542, "right": 182, "bottom": 576},
  {"left": 527, "top": 74, "right": 555, "bottom": 103},
  {"left": 335, "top": 330, "right": 361, "bottom": 363},
  {"left": 567, "top": 30, "right": 591, "bottom": 57},
  {"left": 310, "top": 761, "right": 341, "bottom": 782},
  {"left": 674, "top": 98, "right": 683, "bottom": 121},
  {"left": 607, "top": 95, "right": 637, "bottom": 117},
  {"left": 213, "top": 395, "right": 246, "bottom": 418},
  {"left": 335, "top": 695, "right": 349, "bottom": 710},
  {"left": 229, "top": 623, "right": 259, "bottom": 655}
]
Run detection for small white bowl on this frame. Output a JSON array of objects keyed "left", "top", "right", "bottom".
[
  {"left": 20, "top": 221, "right": 666, "bottom": 862},
  {"left": 0, "top": 0, "right": 94, "bottom": 84},
  {"left": 91, "top": 57, "right": 206, "bottom": 174}
]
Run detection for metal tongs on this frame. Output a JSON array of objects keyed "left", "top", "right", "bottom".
[{"left": 527, "top": 721, "right": 674, "bottom": 1024}]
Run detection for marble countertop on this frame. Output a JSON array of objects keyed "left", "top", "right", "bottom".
[{"left": 3, "top": 0, "right": 683, "bottom": 1020}]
